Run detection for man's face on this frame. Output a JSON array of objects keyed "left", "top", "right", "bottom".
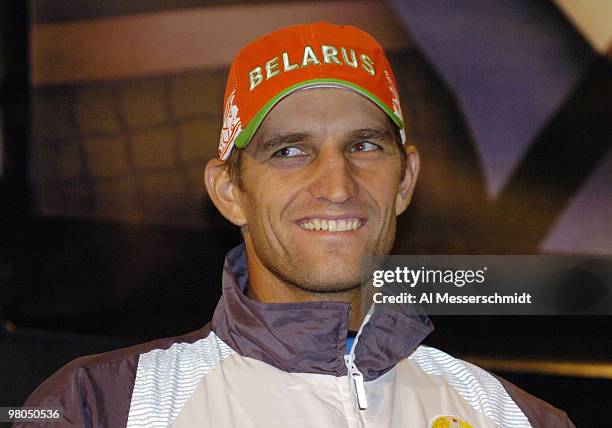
[{"left": 233, "top": 87, "right": 414, "bottom": 292}]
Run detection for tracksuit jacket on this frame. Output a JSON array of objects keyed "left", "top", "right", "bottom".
[{"left": 17, "top": 244, "right": 574, "bottom": 427}]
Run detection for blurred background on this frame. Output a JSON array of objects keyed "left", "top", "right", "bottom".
[{"left": 1, "top": 0, "right": 611, "bottom": 426}]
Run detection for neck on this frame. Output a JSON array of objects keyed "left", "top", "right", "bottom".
[{"left": 244, "top": 244, "right": 366, "bottom": 331}]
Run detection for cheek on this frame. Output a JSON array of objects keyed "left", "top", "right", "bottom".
[
  {"left": 252, "top": 171, "right": 303, "bottom": 215},
  {"left": 240, "top": 168, "right": 272, "bottom": 219},
  {"left": 243, "top": 184, "right": 289, "bottom": 232},
  {"left": 359, "top": 172, "right": 400, "bottom": 214}
]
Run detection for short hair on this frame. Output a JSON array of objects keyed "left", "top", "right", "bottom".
[{"left": 226, "top": 124, "right": 406, "bottom": 189}]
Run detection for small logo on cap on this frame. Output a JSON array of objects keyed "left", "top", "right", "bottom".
[
  {"left": 385, "top": 69, "right": 405, "bottom": 142},
  {"left": 384, "top": 70, "right": 402, "bottom": 119},
  {"left": 219, "top": 89, "right": 242, "bottom": 159}
]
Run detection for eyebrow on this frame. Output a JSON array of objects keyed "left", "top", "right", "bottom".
[
  {"left": 255, "top": 132, "right": 311, "bottom": 155},
  {"left": 348, "top": 128, "right": 392, "bottom": 141}
]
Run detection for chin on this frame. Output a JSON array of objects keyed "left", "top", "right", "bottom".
[
  {"left": 295, "top": 276, "right": 362, "bottom": 293},
  {"left": 297, "top": 259, "right": 369, "bottom": 292},
  {"left": 302, "top": 243, "right": 367, "bottom": 262}
]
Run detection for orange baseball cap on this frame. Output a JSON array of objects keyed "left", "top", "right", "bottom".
[{"left": 218, "top": 21, "right": 405, "bottom": 160}]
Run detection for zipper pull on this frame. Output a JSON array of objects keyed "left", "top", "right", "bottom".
[
  {"left": 351, "top": 369, "right": 368, "bottom": 410},
  {"left": 345, "top": 355, "right": 368, "bottom": 410},
  {"left": 344, "top": 304, "right": 374, "bottom": 410}
]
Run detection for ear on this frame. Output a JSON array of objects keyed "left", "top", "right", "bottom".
[
  {"left": 204, "top": 158, "right": 247, "bottom": 226},
  {"left": 395, "top": 145, "right": 420, "bottom": 216}
]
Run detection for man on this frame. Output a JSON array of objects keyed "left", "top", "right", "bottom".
[{"left": 17, "top": 22, "right": 573, "bottom": 427}]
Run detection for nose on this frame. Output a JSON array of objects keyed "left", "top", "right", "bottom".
[{"left": 308, "top": 148, "right": 359, "bottom": 204}]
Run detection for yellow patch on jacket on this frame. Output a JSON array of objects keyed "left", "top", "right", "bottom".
[{"left": 429, "top": 414, "right": 475, "bottom": 428}]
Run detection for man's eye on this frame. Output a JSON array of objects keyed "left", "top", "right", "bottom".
[
  {"left": 350, "top": 141, "right": 379, "bottom": 153},
  {"left": 272, "top": 146, "right": 306, "bottom": 158}
]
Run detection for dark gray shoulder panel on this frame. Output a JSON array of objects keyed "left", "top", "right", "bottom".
[{"left": 494, "top": 374, "right": 575, "bottom": 428}]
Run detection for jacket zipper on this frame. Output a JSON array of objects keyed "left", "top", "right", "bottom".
[
  {"left": 344, "top": 354, "right": 367, "bottom": 410},
  {"left": 344, "top": 305, "right": 375, "bottom": 410}
]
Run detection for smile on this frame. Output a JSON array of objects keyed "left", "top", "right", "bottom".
[{"left": 298, "top": 218, "right": 365, "bottom": 232}]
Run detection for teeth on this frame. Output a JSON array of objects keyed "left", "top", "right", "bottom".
[{"left": 299, "top": 218, "right": 363, "bottom": 232}]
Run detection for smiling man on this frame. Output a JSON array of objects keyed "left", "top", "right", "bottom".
[
  {"left": 208, "top": 87, "right": 414, "bottom": 329},
  {"left": 17, "top": 22, "right": 573, "bottom": 428}
]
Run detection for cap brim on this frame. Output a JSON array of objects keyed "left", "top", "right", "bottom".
[{"left": 232, "top": 78, "right": 404, "bottom": 152}]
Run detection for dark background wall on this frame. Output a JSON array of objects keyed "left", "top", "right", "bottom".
[{"left": 1, "top": 1, "right": 611, "bottom": 426}]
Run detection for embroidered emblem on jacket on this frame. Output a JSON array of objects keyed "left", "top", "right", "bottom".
[{"left": 429, "top": 414, "right": 475, "bottom": 428}]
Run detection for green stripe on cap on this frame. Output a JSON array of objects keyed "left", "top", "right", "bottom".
[{"left": 234, "top": 78, "right": 404, "bottom": 150}]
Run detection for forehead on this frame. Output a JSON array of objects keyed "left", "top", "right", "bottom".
[{"left": 252, "top": 87, "right": 392, "bottom": 144}]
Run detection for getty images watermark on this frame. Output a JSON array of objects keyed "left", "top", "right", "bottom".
[
  {"left": 372, "top": 265, "right": 531, "bottom": 305},
  {"left": 364, "top": 256, "right": 612, "bottom": 315}
]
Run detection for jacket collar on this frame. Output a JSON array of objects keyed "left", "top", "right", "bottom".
[{"left": 212, "top": 244, "right": 434, "bottom": 381}]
